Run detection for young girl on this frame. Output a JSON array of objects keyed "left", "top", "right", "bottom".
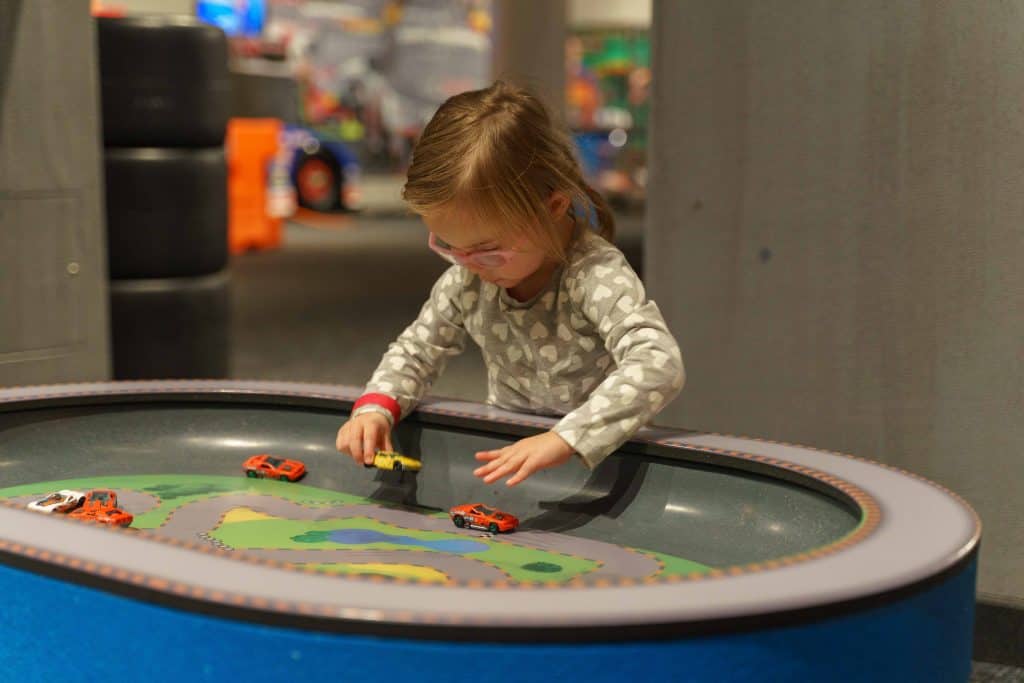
[{"left": 336, "top": 81, "right": 684, "bottom": 486}]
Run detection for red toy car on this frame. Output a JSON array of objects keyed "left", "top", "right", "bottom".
[
  {"left": 243, "top": 454, "right": 306, "bottom": 481},
  {"left": 449, "top": 503, "right": 519, "bottom": 534},
  {"left": 68, "top": 489, "right": 133, "bottom": 527},
  {"left": 70, "top": 507, "right": 134, "bottom": 527},
  {"left": 78, "top": 489, "right": 119, "bottom": 511}
]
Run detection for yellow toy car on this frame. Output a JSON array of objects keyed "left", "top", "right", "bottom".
[{"left": 367, "top": 450, "right": 422, "bottom": 472}]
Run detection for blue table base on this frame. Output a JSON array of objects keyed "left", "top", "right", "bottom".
[{"left": 0, "top": 558, "right": 976, "bottom": 682}]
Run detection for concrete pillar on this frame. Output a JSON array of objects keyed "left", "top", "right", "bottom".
[
  {"left": 0, "top": 0, "right": 110, "bottom": 383},
  {"left": 491, "top": 0, "right": 566, "bottom": 114},
  {"left": 647, "top": 0, "right": 1024, "bottom": 608}
]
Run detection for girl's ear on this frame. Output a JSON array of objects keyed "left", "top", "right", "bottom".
[{"left": 546, "top": 191, "right": 571, "bottom": 219}]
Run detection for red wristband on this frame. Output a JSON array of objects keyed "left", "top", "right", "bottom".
[{"left": 353, "top": 393, "right": 401, "bottom": 425}]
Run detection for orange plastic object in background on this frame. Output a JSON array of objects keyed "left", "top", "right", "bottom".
[
  {"left": 226, "top": 118, "right": 285, "bottom": 254},
  {"left": 91, "top": 1, "right": 126, "bottom": 16}
]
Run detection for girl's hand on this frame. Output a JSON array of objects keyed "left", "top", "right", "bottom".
[
  {"left": 473, "top": 431, "right": 575, "bottom": 486},
  {"left": 336, "top": 412, "right": 393, "bottom": 466}
]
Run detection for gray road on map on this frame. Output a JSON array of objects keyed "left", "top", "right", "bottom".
[
  {"left": 160, "top": 495, "right": 661, "bottom": 580},
  {"left": 17, "top": 490, "right": 661, "bottom": 582}
]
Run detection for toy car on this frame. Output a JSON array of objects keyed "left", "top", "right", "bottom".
[
  {"left": 27, "top": 489, "right": 86, "bottom": 514},
  {"left": 77, "top": 489, "right": 119, "bottom": 511},
  {"left": 449, "top": 503, "right": 519, "bottom": 534},
  {"left": 243, "top": 454, "right": 306, "bottom": 481},
  {"left": 366, "top": 450, "right": 421, "bottom": 472},
  {"left": 70, "top": 506, "right": 134, "bottom": 528},
  {"left": 68, "top": 489, "right": 133, "bottom": 527},
  {"left": 282, "top": 125, "right": 361, "bottom": 212}
]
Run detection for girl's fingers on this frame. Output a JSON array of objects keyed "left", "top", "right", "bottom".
[
  {"left": 337, "top": 423, "right": 355, "bottom": 453},
  {"left": 349, "top": 435, "right": 364, "bottom": 462},
  {"left": 473, "top": 457, "right": 504, "bottom": 476},
  {"left": 474, "top": 450, "right": 502, "bottom": 461},
  {"left": 483, "top": 457, "right": 524, "bottom": 484},
  {"left": 505, "top": 460, "right": 539, "bottom": 487},
  {"left": 363, "top": 423, "right": 381, "bottom": 464},
  {"left": 475, "top": 454, "right": 516, "bottom": 475}
]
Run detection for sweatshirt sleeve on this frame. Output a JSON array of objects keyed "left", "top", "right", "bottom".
[
  {"left": 551, "top": 252, "right": 685, "bottom": 468},
  {"left": 357, "top": 266, "right": 468, "bottom": 420}
]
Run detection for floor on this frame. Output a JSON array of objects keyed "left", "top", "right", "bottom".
[
  {"left": 974, "top": 663, "right": 1024, "bottom": 682},
  {"left": 230, "top": 215, "right": 488, "bottom": 397},
  {"left": 229, "top": 213, "right": 1022, "bottom": 682},
  {"left": 229, "top": 211, "right": 644, "bottom": 398}
]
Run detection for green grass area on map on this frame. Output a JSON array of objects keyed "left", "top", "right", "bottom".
[
  {"left": 0, "top": 475, "right": 365, "bottom": 528},
  {"left": 212, "top": 516, "right": 599, "bottom": 583},
  {"left": 636, "top": 549, "right": 714, "bottom": 577},
  {"left": 1, "top": 475, "right": 716, "bottom": 582}
]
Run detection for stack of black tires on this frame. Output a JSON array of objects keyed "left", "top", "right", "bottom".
[{"left": 98, "top": 16, "right": 231, "bottom": 378}]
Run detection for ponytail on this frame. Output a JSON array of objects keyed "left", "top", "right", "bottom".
[{"left": 580, "top": 182, "right": 616, "bottom": 243}]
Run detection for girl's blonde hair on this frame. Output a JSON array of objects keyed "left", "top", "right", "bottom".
[{"left": 402, "top": 80, "right": 615, "bottom": 262}]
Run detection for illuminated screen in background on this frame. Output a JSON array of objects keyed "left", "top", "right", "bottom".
[{"left": 197, "top": 0, "right": 266, "bottom": 37}]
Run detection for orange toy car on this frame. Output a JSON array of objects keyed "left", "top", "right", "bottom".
[
  {"left": 70, "top": 507, "right": 134, "bottom": 527},
  {"left": 243, "top": 454, "right": 306, "bottom": 481},
  {"left": 449, "top": 503, "right": 519, "bottom": 534},
  {"left": 68, "top": 489, "right": 133, "bottom": 527},
  {"left": 78, "top": 489, "right": 119, "bottom": 511}
]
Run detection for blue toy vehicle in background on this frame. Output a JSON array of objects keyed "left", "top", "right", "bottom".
[{"left": 281, "top": 125, "right": 361, "bottom": 212}]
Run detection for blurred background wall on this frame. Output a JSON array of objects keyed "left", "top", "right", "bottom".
[
  {"left": 646, "top": 0, "right": 1023, "bottom": 614},
  {"left": 0, "top": 0, "right": 110, "bottom": 383}
]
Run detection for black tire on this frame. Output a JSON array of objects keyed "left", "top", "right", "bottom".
[
  {"left": 294, "top": 150, "right": 342, "bottom": 212},
  {"left": 488, "top": 523, "right": 499, "bottom": 534},
  {"left": 105, "top": 147, "right": 227, "bottom": 279},
  {"left": 97, "top": 17, "right": 229, "bottom": 147},
  {"left": 230, "top": 70, "right": 300, "bottom": 122},
  {"left": 279, "top": 475, "right": 289, "bottom": 482},
  {"left": 245, "top": 470, "right": 257, "bottom": 478},
  {"left": 109, "top": 270, "right": 231, "bottom": 379},
  {"left": 453, "top": 516, "right": 465, "bottom": 528},
  {"left": 393, "top": 462, "right": 403, "bottom": 472}
]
